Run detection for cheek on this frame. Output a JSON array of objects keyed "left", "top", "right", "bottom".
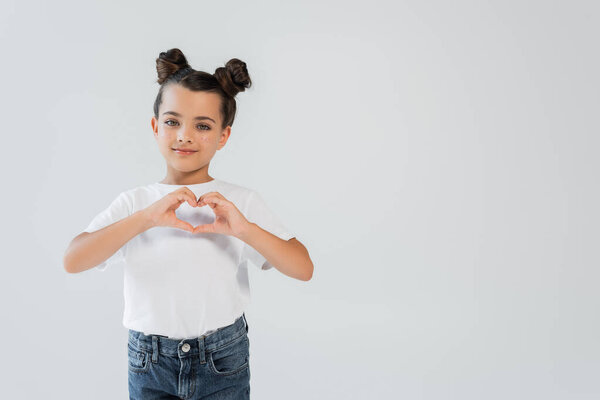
[{"left": 157, "top": 130, "right": 171, "bottom": 139}]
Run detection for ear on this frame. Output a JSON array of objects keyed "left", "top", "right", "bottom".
[
  {"left": 217, "top": 126, "right": 231, "bottom": 150},
  {"left": 151, "top": 116, "right": 158, "bottom": 138}
]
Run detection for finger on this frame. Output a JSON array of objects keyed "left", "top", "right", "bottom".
[
  {"left": 198, "top": 194, "right": 226, "bottom": 208},
  {"left": 173, "top": 189, "right": 197, "bottom": 208},
  {"left": 181, "top": 188, "right": 199, "bottom": 207},
  {"left": 172, "top": 218, "right": 195, "bottom": 232},
  {"left": 202, "top": 191, "right": 224, "bottom": 200},
  {"left": 193, "top": 223, "right": 215, "bottom": 234},
  {"left": 197, "top": 193, "right": 209, "bottom": 204},
  {"left": 197, "top": 192, "right": 222, "bottom": 203},
  {"left": 182, "top": 187, "right": 200, "bottom": 206}
]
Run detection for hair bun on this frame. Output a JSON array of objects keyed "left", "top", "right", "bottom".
[
  {"left": 156, "top": 48, "right": 192, "bottom": 85},
  {"left": 213, "top": 58, "right": 252, "bottom": 98}
]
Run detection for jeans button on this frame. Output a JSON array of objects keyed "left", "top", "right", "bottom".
[{"left": 182, "top": 343, "right": 190, "bottom": 352}]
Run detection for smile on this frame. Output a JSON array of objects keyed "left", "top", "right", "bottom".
[{"left": 172, "top": 149, "right": 197, "bottom": 155}]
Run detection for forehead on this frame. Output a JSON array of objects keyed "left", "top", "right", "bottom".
[{"left": 161, "top": 84, "right": 221, "bottom": 121}]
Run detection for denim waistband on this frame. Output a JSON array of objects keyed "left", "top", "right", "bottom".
[{"left": 128, "top": 313, "right": 248, "bottom": 359}]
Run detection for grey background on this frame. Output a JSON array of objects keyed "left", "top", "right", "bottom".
[{"left": 1, "top": 0, "right": 598, "bottom": 398}]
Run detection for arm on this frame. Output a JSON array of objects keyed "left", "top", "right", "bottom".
[
  {"left": 193, "top": 191, "right": 313, "bottom": 281},
  {"left": 238, "top": 223, "right": 314, "bottom": 281},
  {"left": 63, "top": 210, "right": 152, "bottom": 274}
]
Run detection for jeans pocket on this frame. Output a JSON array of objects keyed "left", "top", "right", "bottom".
[
  {"left": 128, "top": 342, "right": 150, "bottom": 374},
  {"left": 208, "top": 334, "right": 249, "bottom": 376}
]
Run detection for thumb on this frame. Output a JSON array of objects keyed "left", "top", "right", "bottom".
[
  {"left": 172, "top": 219, "right": 195, "bottom": 233},
  {"left": 193, "top": 223, "right": 215, "bottom": 234}
]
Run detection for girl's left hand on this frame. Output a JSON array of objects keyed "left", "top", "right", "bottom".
[{"left": 192, "top": 192, "right": 251, "bottom": 238}]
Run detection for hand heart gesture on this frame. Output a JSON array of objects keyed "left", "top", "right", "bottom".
[
  {"left": 143, "top": 187, "right": 250, "bottom": 238},
  {"left": 143, "top": 187, "right": 200, "bottom": 233},
  {"left": 193, "top": 191, "right": 250, "bottom": 238}
]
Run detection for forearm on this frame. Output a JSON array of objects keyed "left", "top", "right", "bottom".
[
  {"left": 64, "top": 210, "right": 152, "bottom": 273},
  {"left": 238, "top": 223, "right": 313, "bottom": 281}
]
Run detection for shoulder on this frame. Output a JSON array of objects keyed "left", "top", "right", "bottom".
[
  {"left": 113, "top": 183, "right": 162, "bottom": 209},
  {"left": 120, "top": 184, "right": 154, "bottom": 200}
]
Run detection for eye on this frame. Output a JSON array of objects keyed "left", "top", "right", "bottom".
[{"left": 164, "top": 120, "right": 211, "bottom": 131}]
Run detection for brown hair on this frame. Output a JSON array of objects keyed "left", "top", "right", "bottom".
[{"left": 153, "top": 48, "right": 252, "bottom": 130}]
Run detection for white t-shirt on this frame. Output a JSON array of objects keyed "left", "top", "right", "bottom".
[{"left": 83, "top": 178, "right": 294, "bottom": 339}]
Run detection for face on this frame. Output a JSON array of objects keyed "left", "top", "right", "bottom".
[{"left": 151, "top": 84, "right": 231, "bottom": 179}]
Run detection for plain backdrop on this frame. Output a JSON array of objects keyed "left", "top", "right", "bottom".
[{"left": 1, "top": 0, "right": 598, "bottom": 399}]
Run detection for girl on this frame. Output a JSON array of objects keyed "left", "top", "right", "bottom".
[{"left": 63, "top": 48, "right": 313, "bottom": 400}]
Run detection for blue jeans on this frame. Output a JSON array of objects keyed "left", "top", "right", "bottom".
[{"left": 128, "top": 314, "right": 250, "bottom": 399}]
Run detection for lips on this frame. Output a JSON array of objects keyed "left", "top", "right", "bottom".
[{"left": 172, "top": 149, "right": 198, "bottom": 157}]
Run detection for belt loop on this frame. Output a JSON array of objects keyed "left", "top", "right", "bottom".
[
  {"left": 197, "top": 336, "right": 206, "bottom": 364},
  {"left": 242, "top": 313, "right": 248, "bottom": 333},
  {"left": 151, "top": 336, "right": 159, "bottom": 363}
]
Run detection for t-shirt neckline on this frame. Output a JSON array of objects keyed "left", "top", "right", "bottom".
[{"left": 153, "top": 178, "right": 219, "bottom": 189}]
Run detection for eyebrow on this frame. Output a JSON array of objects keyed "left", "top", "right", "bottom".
[{"left": 162, "top": 111, "right": 216, "bottom": 124}]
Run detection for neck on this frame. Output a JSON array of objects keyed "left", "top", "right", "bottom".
[{"left": 160, "top": 166, "right": 213, "bottom": 185}]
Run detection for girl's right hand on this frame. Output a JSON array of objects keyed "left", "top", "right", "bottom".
[{"left": 142, "top": 187, "right": 199, "bottom": 232}]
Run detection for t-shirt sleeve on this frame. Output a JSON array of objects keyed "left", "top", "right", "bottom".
[
  {"left": 240, "top": 191, "right": 295, "bottom": 271},
  {"left": 83, "top": 191, "right": 132, "bottom": 272}
]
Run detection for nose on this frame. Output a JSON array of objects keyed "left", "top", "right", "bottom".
[{"left": 176, "top": 126, "right": 194, "bottom": 142}]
